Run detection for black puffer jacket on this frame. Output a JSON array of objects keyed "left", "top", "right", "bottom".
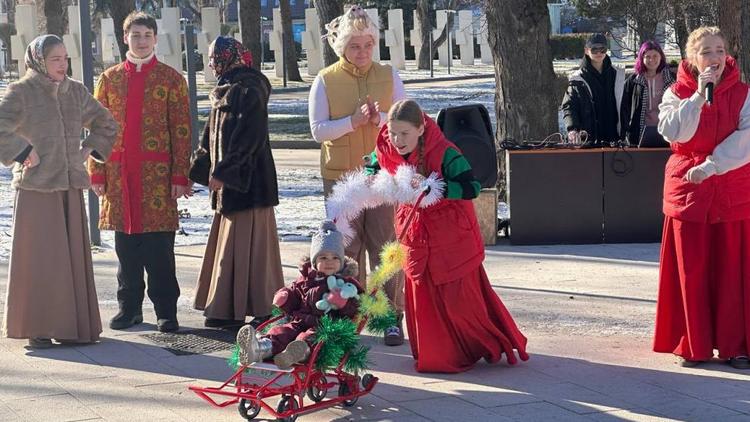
[
  {"left": 189, "top": 67, "right": 279, "bottom": 214},
  {"left": 619, "top": 67, "right": 676, "bottom": 146},
  {"left": 561, "top": 55, "right": 625, "bottom": 145}
]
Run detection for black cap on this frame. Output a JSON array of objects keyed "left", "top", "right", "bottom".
[{"left": 586, "top": 33, "right": 608, "bottom": 49}]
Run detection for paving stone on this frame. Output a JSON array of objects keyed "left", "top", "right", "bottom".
[
  {"left": 399, "top": 396, "right": 512, "bottom": 421},
  {"left": 5, "top": 393, "right": 101, "bottom": 422},
  {"left": 489, "top": 401, "right": 583, "bottom": 421}
]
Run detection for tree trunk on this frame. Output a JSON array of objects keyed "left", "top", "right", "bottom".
[
  {"left": 111, "top": 0, "right": 137, "bottom": 60},
  {"left": 635, "top": 18, "right": 658, "bottom": 46},
  {"left": 238, "top": 0, "right": 262, "bottom": 70},
  {"left": 314, "top": 0, "right": 343, "bottom": 66},
  {"left": 416, "top": 0, "right": 456, "bottom": 70},
  {"left": 740, "top": 0, "right": 750, "bottom": 82},
  {"left": 485, "top": 0, "right": 557, "bottom": 199},
  {"left": 41, "top": 0, "right": 67, "bottom": 37},
  {"left": 719, "top": 0, "right": 741, "bottom": 58},
  {"left": 671, "top": 0, "right": 689, "bottom": 58},
  {"left": 279, "top": 0, "right": 302, "bottom": 81}
]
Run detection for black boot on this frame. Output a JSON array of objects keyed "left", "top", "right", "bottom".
[{"left": 109, "top": 310, "right": 143, "bottom": 330}]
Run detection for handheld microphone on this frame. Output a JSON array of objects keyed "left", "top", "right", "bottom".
[{"left": 705, "top": 65, "right": 718, "bottom": 105}]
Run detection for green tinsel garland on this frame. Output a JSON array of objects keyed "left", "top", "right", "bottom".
[
  {"left": 366, "top": 309, "right": 398, "bottom": 335},
  {"left": 344, "top": 344, "right": 371, "bottom": 373},
  {"left": 314, "top": 315, "right": 360, "bottom": 371},
  {"left": 228, "top": 343, "right": 242, "bottom": 370}
]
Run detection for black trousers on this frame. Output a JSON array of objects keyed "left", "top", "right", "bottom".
[{"left": 114, "top": 231, "right": 180, "bottom": 320}]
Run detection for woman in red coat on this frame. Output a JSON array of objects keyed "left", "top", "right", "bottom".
[
  {"left": 654, "top": 26, "right": 750, "bottom": 369},
  {"left": 366, "top": 99, "right": 528, "bottom": 373}
]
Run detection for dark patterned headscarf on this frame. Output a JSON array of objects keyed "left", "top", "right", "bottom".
[
  {"left": 209, "top": 36, "right": 253, "bottom": 80},
  {"left": 25, "top": 34, "right": 65, "bottom": 76}
]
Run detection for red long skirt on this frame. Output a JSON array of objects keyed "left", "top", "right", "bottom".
[
  {"left": 404, "top": 264, "right": 529, "bottom": 373},
  {"left": 653, "top": 216, "right": 750, "bottom": 360}
]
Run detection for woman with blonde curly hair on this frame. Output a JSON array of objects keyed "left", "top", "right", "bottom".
[
  {"left": 654, "top": 26, "right": 750, "bottom": 369},
  {"left": 308, "top": 6, "right": 407, "bottom": 346}
]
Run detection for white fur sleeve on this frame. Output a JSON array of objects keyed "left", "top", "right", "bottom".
[
  {"left": 658, "top": 90, "right": 706, "bottom": 143},
  {"left": 701, "top": 94, "right": 750, "bottom": 175},
  {"left": 309, "top": 75, "right": 355, "bottom": 143}
]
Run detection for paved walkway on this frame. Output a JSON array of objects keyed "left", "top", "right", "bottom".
[
  {"left": 1, "top": 240, "right": 749, "bottom": 421},
  {"left": 1, "top": 150, "right": 748, "bottom": 421}
]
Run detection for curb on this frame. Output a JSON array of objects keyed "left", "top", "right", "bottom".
[{"left": 270, "top": 140, "right": 319, "bottom": 150}]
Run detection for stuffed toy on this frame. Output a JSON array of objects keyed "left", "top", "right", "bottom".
[{"left": 316, "top": 275, "right": 359, "bottom": 313}]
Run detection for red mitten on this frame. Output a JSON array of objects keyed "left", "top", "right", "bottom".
[{"left": 273, "top": 289, "right": 289, "bottom": 307}]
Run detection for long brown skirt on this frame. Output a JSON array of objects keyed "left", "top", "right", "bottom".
[
  {"left": 193, "top": 207, "right": 283, "bottom": 320},
  {"left": 2, "top": 189, "right": 102, "bottom": 342}
]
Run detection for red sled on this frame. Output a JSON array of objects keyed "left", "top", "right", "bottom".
[{"left": 189, "top": 314, "right": 379, "bottom": 421}]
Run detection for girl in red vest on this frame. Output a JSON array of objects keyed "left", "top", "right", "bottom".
[
  {"left": 654, "top": 27, "right": 750, "bottom": 370},
  {"left": 365, "top": 99, "right": 529, "bottom": 373}
]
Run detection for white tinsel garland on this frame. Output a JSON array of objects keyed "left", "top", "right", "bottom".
[{"left": 326, "top": 165, "right": 445, "bottom": 245}]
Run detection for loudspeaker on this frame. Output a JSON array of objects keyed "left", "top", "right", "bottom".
[{"left": 436, "top": 104, "right": 498, "bottom": 188}]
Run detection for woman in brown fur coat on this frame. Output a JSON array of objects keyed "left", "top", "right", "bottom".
[
  {"left": 0, "top": 35, "right": 117, "bottom": 348},
  {"left": 190, "top": 36, "right": 283, "bottom": 328}
]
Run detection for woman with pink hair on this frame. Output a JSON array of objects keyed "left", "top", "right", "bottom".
[{"left": 620, "top": 40, "right": 675, "bottom": 147}]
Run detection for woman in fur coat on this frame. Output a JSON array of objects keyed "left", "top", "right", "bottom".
[
  {"left": 191, "top": 36, "right": 283, "bottom": 329},
  {"left": 0, "top": 35, "right": 118, "bottom": 348}
]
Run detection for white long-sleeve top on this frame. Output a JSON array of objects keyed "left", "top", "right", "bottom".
[
  {"left": 658, "top": 89, "right": 750, "bottom": 176},
  {"left": 308, "top": 66, "right": 406, "bottom": 143}
]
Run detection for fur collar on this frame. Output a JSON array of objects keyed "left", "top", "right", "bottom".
[
  {"left": 23, "top": 68, "right": 70, "bottom": 95},
  {"left": 209, "top": 67, "right": 270, "bottom": 110}
]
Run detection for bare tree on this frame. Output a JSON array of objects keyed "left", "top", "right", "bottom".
[
  {"left": 313, "top": 0, "right": 344, "bottom": 66},
  {"left": 238, "top": 0, "right": 262, "bottom": 70},
  {"left": 30, "top": 0, "right": 69, "bottom": 36},
  {"left": 416, "top": 0, "right": 457, "bottom": 70},
  {"left": 111, "top": 0, "right": 137, "bottom": 59},
  {"left": 280, "top": 0, "right": 302, "bottom": 81},
  {"left": 485, "top": 0, "right": 558, "bottom": 198},
  {"left": 719, "top": 0, "right": 741, "bottom": 57}
]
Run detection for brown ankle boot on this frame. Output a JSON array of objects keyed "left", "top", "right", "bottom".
[{"left": 274, "top": 340, "right": 310, "bottom": 369}]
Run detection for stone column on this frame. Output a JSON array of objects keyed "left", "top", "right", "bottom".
[
  {"left": 365, "top": 8, "right": 381, "bottom": 62},
  {"left": 10, "top": 5, "right": 38, "bottom": 76},
  {"left": 63, "top": 5, "right": 83, "bottom": 80},
  {"left": 456, "top": 10, "right": 474, "bottom": 65},
  {"left": 302, "top": 8, "right": 323, "bottom": 75},
  {"left": 478, "top": 14, "right": 492, "bottom": 65},
  {"left": 156, "top": 7, "right": 182, "bottom": 72},
  {"left": 410, "top": 13, "right": 423, "bottom": 65},
  {"left": 197, "top": 7, "right": 221, "bottom": 83},
  {"left": 386, "top": 9, "right": 405, "bottom": 70},
  {"left": 434, "top": 10, "right": 450, "bottom": 67},
  {"left": 101, "top": 17, "right": 120, "bottom": 64},
  {"left": 269, "top": 8, "right": 283, "bottom": 77}
]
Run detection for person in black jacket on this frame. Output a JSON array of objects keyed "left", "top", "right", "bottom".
[
  {"left": 561, "top": 33, "right": 625, "bottom": 146},
  {"left": 620, "top": 40, "right": 675, "bottom": 147},
  {"left": 190, "top": 36, "right": 284, "bottom": 329}
]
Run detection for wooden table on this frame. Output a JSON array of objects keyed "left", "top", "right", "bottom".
[{"left": 506, "top": 148, "right": 671, "bottom": 245}]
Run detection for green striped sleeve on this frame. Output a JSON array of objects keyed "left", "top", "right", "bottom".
[
  {"left": 363, "top": 151, "right": 380, "bottom": 175},
  {"left": 441, "top": 148, "right": 481, "bottom": 200}
]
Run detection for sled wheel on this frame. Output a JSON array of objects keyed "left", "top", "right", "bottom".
[
  {"left": 338, "top": 382, "right": 359, "bottom": 407},
  {"left": 361, "top": 373, "right": 376, "bottom": 390},
  {"left": 306, "top": 375, "right": 328, "bottom": 402},
  {"left": 238, "top": 398, "right": 261, "bottom": 421},
  {"left": 276, "top": 395, "right": 299, "bottom": 422}
]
